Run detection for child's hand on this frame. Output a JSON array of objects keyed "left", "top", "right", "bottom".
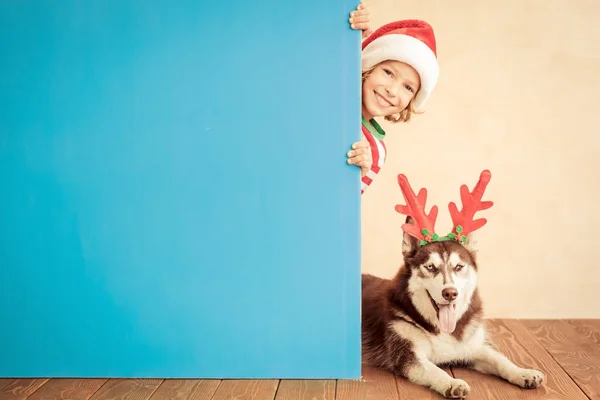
[
  {"left": 347, "top": 139, "right": 372, "bottom": 177},
  {"left": 349, "top": 2, "right": 372, "bottom": 38}
]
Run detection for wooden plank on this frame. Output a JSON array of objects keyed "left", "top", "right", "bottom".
[
  {"left": 274, "top": 380, "right": 335, "bottom": 400},
  {"left": 0, "top": 379, "right": 48, "bottom": 400},
  {"left": 148, "top": 380, "right": 221, "bottom": 400},
  {"left": 88, "top": 379, "right": 163, "bottom": 400},
  {"left": 395, "top": 368, "right": 452, "bottom": 399},
  {"left": 522, "top": 319, "right": 600, "bottom": 400},
  {"left": 209, "top": 380, "right": 279, "bottom": 400},
  {"left": 336, "top": 364, "right": 398, "bottom": 400},
  {"left": 563, "top": 319, "right": 600, "bottom": 349},
  {"left": 451, "top": 319, "right": 586, "bottom": 399},
  {"left": 501, "top": 319, "right": 591, "bottom": 399},
  {"left": 573, "top": 319, "right": 600, "bottom": 332},
  {"left": 25, "top": 379, "right": 107, "bottom": 400}
]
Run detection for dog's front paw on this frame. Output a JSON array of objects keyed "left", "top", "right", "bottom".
[
  {"left": 443, "top": 378, "right": 471, "bottom": 398},
  {"left": 510, "top": 368, "right": 544, "bottom": 389}
]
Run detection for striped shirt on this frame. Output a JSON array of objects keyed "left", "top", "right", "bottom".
[{"left": 361, "top": 116, "right": 387, "bottom": 194}]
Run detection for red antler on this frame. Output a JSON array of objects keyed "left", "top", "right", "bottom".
[
  {"left": 448, "top": 170, "right": 494, "bottom": 236},
  {"left": 395, "top": 174, "right": 439, "bottom": 242}
]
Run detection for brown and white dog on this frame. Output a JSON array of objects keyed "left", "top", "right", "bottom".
[{"left": 361, "top": 171, "right": 544, "bottom": 398}]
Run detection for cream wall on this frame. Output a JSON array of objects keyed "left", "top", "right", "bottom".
[{"left": 360, "top": 0, "right": 600, "bottom": 318}]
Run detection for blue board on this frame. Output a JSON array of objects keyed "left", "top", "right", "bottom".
[{"left": 0, "top": 0, "right": 361, "bottom": 379}]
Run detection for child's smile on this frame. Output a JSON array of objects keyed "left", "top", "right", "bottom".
[{"left": 374, "top": 91, "right": 395, "bottom": 108}]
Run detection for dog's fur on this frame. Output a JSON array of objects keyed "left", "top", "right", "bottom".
[{"left": 361, "top": 216, "right": 544, "bottom": 398}]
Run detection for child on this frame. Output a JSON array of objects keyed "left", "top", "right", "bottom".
[{"left": 348, "top": 5, "right": 439, "bottom": 194}]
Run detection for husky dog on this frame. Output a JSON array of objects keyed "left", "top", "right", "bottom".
[{"left": 361, "top": 170, "right": 544, "bottom": 398}]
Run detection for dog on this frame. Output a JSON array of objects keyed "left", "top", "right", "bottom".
[{"left": 361, "top": 170, "right": 544, "bottom": 398}]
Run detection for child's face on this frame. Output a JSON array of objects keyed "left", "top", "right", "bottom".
[{"left": 362, "top": 60, "right": 420, "bottom": 120}]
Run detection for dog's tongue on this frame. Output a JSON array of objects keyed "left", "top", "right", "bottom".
[{"left": 438, "top": 304, "right": 457, "bottom": 333}]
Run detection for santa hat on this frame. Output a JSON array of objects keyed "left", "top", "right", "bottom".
[{"left": 362, "top": 20, "right": 439, "bottom": 111}]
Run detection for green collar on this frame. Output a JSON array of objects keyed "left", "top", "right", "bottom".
[{"left": 362, "top": 116, "right": 386, "bottom": 141}]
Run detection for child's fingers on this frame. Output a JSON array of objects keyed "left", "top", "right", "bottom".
[
  {"left": 348, "top": 147, "right": 369, "bottom": 158},
  {"left": 347, "top": 153, "right": 371, "bottom": 165},
  {"left": 349, "top": 11, "right": 369, "bottom": 24},
  {"left": 351, "top": 22, "right": 370, "bottom": 31},
  {"left": 347, "top": 154, "right": 363, "bottom": 164},
  {"left": 357, "top": 159, "right": 371, "bottom": 169},
  {"left": 348, "top": 141, "right": 371, "bottom": 165},
  {"left": 352, "top": 8, "right": 369, "bottom": 17},
  {"left": 351, "top": 14, "right": 369, "bottom": 23},
  {"left": 352, "top": 140, "right": 369, "bottom": 149},
  {"left": 349, "top": 15, "right": 370, "bottom": 31}
]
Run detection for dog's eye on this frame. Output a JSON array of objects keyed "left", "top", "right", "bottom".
[
  {"left": 455, "top": 264, "right": 464, "bottom": 272},
  {"left": 425, "top": 264, "right": 436, "bottom": 272}
]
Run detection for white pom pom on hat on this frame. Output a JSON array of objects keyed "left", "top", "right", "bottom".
[{"left": 362, "top": 20, "right": 439, "bottom": 110}]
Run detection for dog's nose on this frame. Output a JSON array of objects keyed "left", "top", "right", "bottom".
[{"left": 442, "top": 287, "right": 458, "bottom": 302}]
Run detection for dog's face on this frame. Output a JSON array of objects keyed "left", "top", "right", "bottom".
[{"left": 401, "top": 217, "right": 479, "bottom": 334}]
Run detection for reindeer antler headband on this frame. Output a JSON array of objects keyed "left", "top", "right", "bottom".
[{"left": 395, "top": 170, "right": 494, "bottom": 246}]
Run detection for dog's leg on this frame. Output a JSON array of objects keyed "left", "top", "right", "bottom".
[
  {"left": 403, "top": 357, "right": 471, "bottom": 399},
  {"left": 471, "top": 344, "right": 544, "bottom": 389}
]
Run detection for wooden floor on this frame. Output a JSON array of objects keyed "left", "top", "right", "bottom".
[{"left": 1, "top": 319, "right": 598, "bottom": 400}]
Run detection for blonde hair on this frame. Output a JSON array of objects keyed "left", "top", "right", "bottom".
[{"left": 361, "top": 64, "right": 424, "bottom": 123}]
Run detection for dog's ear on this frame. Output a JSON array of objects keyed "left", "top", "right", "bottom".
[
  {"left": 463, "top": 231, "right": 478, "bottom": 259},
  {"left": 402, "top": 216, "right": 419, "bottom": 257}
]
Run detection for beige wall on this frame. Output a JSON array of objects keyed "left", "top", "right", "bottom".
[{"left": 361, "top": 0, "right": 600, "bottom": 318}]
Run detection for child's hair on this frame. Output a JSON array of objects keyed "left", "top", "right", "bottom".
[{"left": 361, "top": 64, "right": 423, "bottom": 123}]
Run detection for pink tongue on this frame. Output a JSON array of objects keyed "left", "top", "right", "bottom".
[{"left": 438, "top": 304, "right": 457, "bottom": 333}]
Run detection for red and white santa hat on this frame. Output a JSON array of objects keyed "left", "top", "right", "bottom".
[{"left": 362, "top": 20, "right": 439, "bottom": 111}]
